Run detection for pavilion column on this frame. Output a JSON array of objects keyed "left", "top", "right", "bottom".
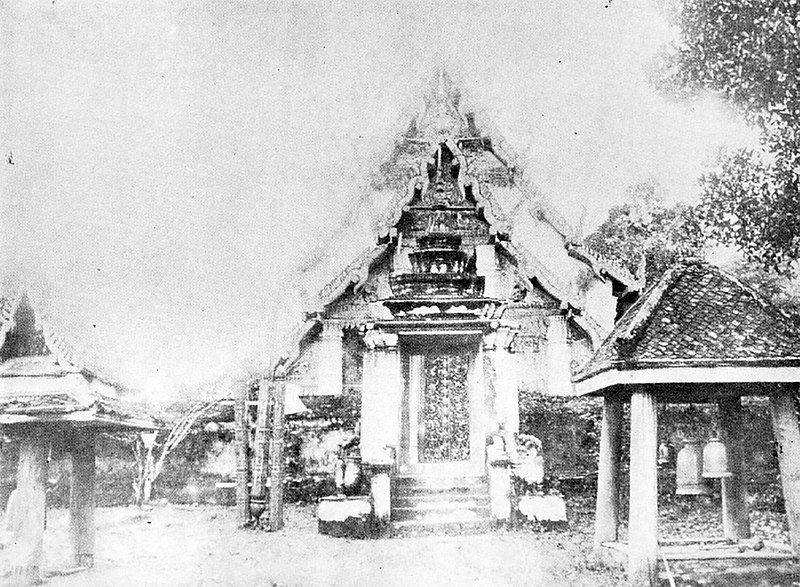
[
  {"left": 8, "top": 429, "right": 48, "bottom": 586},
  {"left": 594, "top": 393, "right": 623, "bottom": 551},
  {"left": 718, "top": 395, "right": 750, "bottom": 540},
  {"left": 628, "top": 388, "right": 658, "bottom": 587},
  {"left": 70, "top": 430, "right": 96, "bottom": 568},
  {"left": 769, "top": 384, "right": 800, "bottom": 556},
  {"left": 317, "top": 321, "right": 344, "bottom": 396}
]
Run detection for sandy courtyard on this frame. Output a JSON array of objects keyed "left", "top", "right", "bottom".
[{"left": 6, "top": 504, "right": 623, "bottom": 587}]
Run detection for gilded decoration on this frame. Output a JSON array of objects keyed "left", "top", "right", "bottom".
[{"left": 420, "top": 353, "right": 471, "bottom": 462}]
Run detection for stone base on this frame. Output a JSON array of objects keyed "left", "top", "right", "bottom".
[
  {"left": 317, "top": 496, "right": 373, "bottom": 539},
  {"left": 515, "top": 494, "right": 568, "bottom": 530}
]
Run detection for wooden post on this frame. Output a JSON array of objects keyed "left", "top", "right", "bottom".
[
  {"left": 234, "top": 384, "right": 251, "bottom": 526},
  {"left": 628, "top": 389, "right": 658, "bottom": 587},
  {"left": 769, "top": 385, "right": 800, "bottom": 557},
  {"left": 268, "top": 364, "right": 287, "bottom": 532},
  {"left": 70, "top": 431, "right": 96, "bottom": 568},
  {"left": 718, "top": 395, "right": 750, "bottom": 540},
  {"left": 251, "top": 377, "right": 271, "bottom": 500},
  {"left": 594, "top": 394, "right": 623, "bottom": 550},
  {"left": 8, "top": 429, "right": 48, "bottom": 586}
]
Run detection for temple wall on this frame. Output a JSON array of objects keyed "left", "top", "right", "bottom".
[{"left": 581, "top": 275, "right": 616, "bottom": 334}]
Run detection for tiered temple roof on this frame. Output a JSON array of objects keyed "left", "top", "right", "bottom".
[{"left": 296, "top": 68, "right": 639, "bottom": 319}]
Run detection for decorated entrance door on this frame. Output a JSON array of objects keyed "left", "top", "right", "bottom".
[{"left": 400, "top": 337, "right": 484, "bottom": 475}]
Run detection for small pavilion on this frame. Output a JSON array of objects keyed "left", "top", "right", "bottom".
[
  {"left": 0, "top": 293, "right": 162, "bottom": 585},
  {"left": 573, "top": 260, "right": 800, "bottom": 587}
]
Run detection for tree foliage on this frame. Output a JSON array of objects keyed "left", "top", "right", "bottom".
[
  {"left": 656, "top": 0, "right": 800, "bottom": 274},
  {"left": 585, "top": 180, "right": 704, "bottom": 284}
]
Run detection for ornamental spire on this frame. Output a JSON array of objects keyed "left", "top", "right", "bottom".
[{"left": 413, "top": 66, "right": 469, "bottom": 143}]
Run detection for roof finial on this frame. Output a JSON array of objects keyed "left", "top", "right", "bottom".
[{"left": 416, "top": 62, "right": 466, "bottom": 142}]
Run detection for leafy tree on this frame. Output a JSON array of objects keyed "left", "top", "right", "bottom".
[
  {"left": 585, "top": 180, "right": 704, "bottom": 284},
  {"left": 725, "top": 258, "right": 800, "bottom": 317},
  {"left": 655, "top": 0, "right": 799, "bottom": 274}
]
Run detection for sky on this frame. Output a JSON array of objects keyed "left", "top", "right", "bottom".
[{"left": 1, "top": 0, "right": 758, "bottom": 397}]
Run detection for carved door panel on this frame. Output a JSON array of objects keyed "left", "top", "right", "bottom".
[
  {"left": 419, "top": 353, "right": 471, "bottom": 462},
  {"left": 401, "top": 342, "right": 483, "bottom": 476}
]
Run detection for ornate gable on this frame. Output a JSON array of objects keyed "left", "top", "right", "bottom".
[{"left": 287, "top": 68, "right": 639, "bottom": 375}]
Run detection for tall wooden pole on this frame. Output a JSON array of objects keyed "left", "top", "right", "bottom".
[
  {"left": 268, "top": 364, "right": 287, "bottom": 532},
  {"left": 70, "top": 430, "right": 96, "bottom": 568},
  {"left": 718, "top": 395, "right": 750, "bottom": 540},
  {"left": 234, "top": 383, "right": 251, "bottom": 526},
  {"left": 769, "top": 384, "right": 800, "bottom": 557},
  {"left": 628, "top": 389, "right": 659, "bottom": 587},
  {"left": 8, "top": 429, "right": 48, "bottom": 586},
  {"left": 251, "top": 377, "right": 271, "bottom": 501},
  {"left": 594, "top": 394, "right": 623, "bottom": 550}
]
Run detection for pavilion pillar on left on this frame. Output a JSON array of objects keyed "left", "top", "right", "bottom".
[{"left": 8, "top": 427, "right": 49, "bottom": 586}]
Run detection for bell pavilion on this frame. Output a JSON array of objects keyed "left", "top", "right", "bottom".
[{"left": 274, "top": 70, "right": 639, "bottom": 534}]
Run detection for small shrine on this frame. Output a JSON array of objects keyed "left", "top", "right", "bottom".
[
  {"left": 253, "top": 69, "right": 640, "bottom": 536},
  {"left": 573, "top": 260, "right": 800, "bottom": 587},
  {"left": 0, "top": 292, "right": 162, "bottom": 584}
]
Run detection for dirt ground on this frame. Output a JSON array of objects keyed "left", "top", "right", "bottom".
[
  {"left": 3, "top": 500, "right": 798, "bottom": 587},
  {"left": 7, "top": 504, "right": 625, "bottom": 587}
]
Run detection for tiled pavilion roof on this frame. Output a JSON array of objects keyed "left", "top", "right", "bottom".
[
  {"left": 573, "top": 260, "right": 800, "bottom": 392},
  {"left": 0, "top": 291, "right": 164, "bottom": 429}
]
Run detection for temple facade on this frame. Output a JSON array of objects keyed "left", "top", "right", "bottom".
[{"left": 281, "top": 71, "right": 639, "bottom": 531}]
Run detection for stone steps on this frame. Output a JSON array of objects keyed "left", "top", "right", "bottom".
[{"left": 390, "top": 518, "right": 495, "bottom": 538}]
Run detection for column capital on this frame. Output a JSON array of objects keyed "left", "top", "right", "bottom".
[
  {"left": 363, "top": 328, "right": 398, "bottom": 350},
  {"left": 483, "top": 325, "right": 518, "bottom": 351}
]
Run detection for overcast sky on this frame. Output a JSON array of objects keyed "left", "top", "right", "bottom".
[{"left": 1, "top": 0, "right": 757, "bottom": 397}]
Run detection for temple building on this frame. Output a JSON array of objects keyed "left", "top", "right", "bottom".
[{"left": 279, "top": 70, "right": 639, "bottom": 532}]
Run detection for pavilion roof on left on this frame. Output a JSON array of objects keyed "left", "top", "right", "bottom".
[{"left": 0, "top": 290, "right": 163, "bottom": 430}]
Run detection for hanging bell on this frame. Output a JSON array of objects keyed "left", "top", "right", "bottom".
[
  {"left": 676, "top": 439, "right": 709, "bottom": 495},
  {"left": 702, "top": 436, "right": 732, "bottom": 478}
]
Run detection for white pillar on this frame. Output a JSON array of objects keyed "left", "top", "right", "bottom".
[
  {"left": 360, "top": 329, "right": 402, "bottom": 465},
  {"left": 483, "top": 326, "right": 519, "bottom": 434},
  {"left": 594, "top": 395, "right": 623, "bottom": 550},
  {"left": 628, "top": 390, "right": 659, "bottom": 587},
  {"left": 770, "top": 386, "right": 800, "bottom": 557},
  {"left": 546, "top": 314, "right": 572, "bottom": 396},
  {"left": 9, "top": 431, "right": 48, "bottom": 586},
  {"left": 317, "top": 321, "right": 343, "bottom": 396}
]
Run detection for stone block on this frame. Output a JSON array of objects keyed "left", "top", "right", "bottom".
[{"left": 317, "top": 496, "right": 372, "bottom": 539}]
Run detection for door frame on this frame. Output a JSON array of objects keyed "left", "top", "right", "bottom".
[{"left": 397, "top": 333, "right": 485, "bottom": 476}]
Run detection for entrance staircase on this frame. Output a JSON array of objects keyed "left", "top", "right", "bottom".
[{"left": 390, "top": 475, "right": 493, "bottom": 537}]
